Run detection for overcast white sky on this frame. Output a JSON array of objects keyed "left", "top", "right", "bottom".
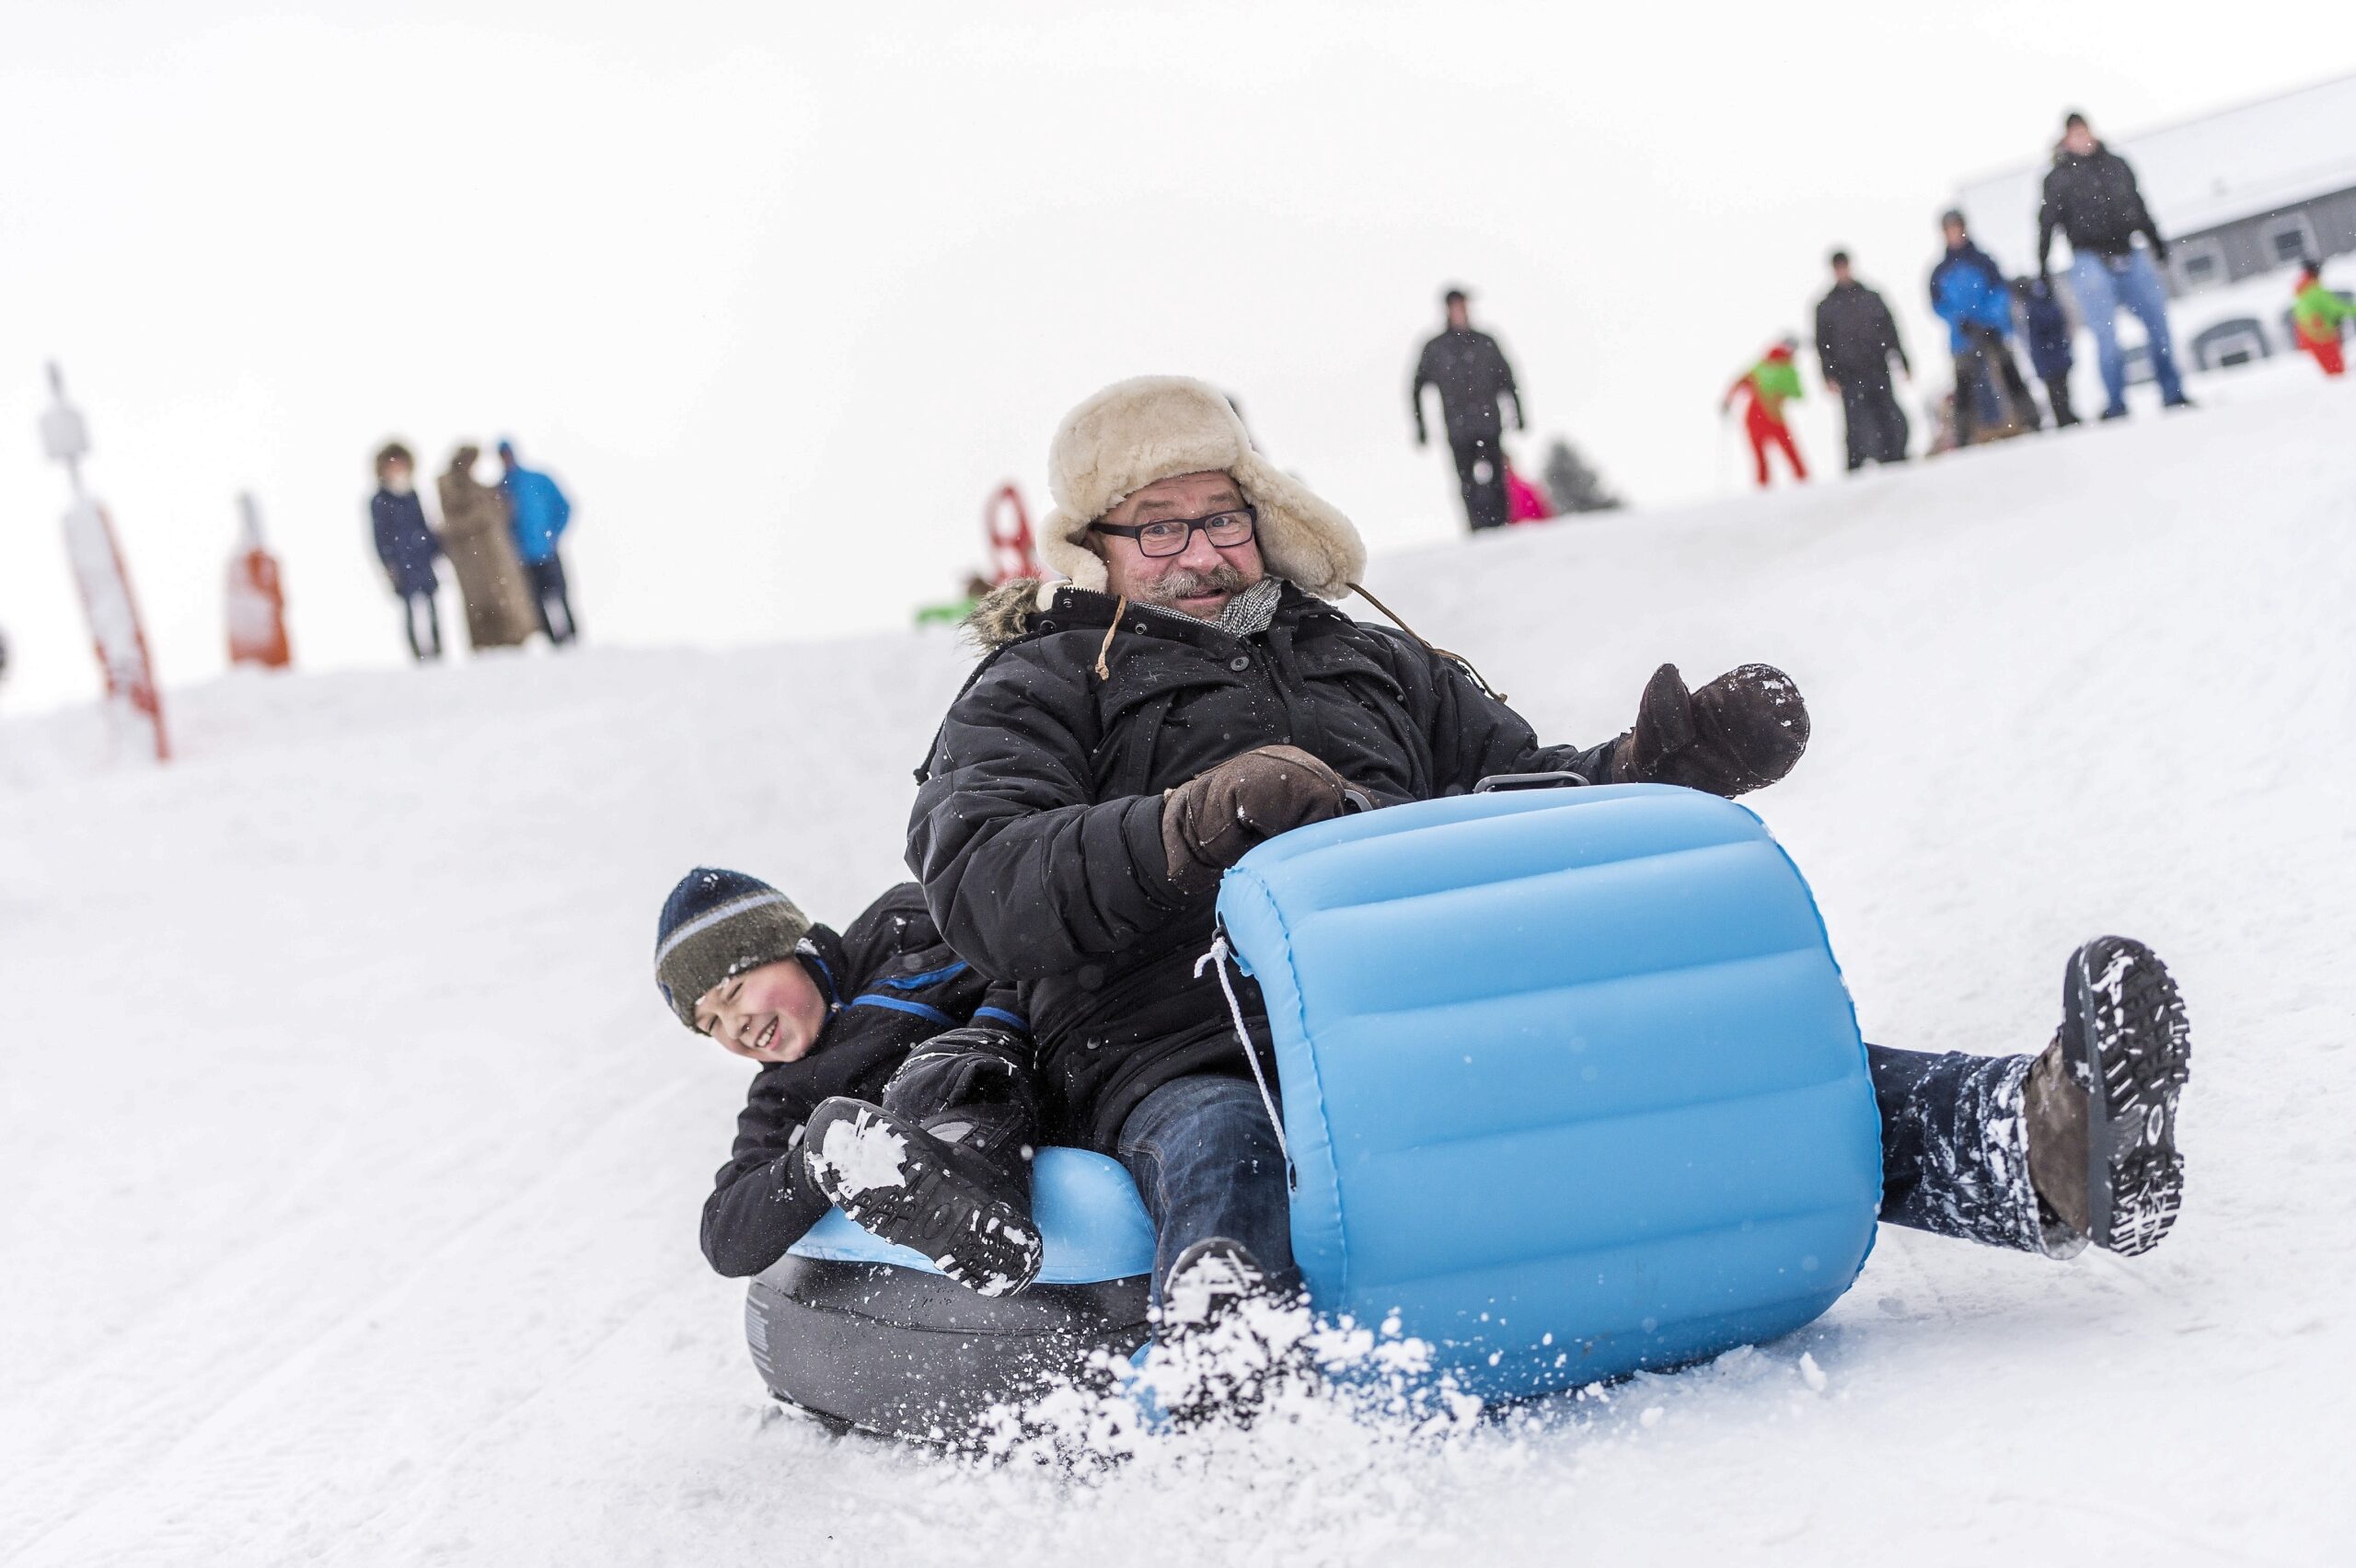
[{"left": 2, "top": 3, "right": 2347, "bottom": 711}]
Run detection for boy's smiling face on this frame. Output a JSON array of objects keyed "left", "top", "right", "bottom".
[{"left": 694, "top": 958, "right": 828, "bottom": 1064}]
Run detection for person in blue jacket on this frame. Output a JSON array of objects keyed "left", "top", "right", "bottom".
[
  {"left": 369, "top": 443, "right": 445, "bottom": 661},
  {"left": 2015, "top": 274, "right": 2080, "bottom": 427},
  {"left": 497, "top": 438, "right": 578, "bottom": 644},
  {"left": 1931, "top": 211, "right": 2042, "bottom": 446}
]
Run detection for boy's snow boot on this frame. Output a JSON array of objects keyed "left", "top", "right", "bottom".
[
  {"left": 803, "top": 1097, "right": 1042, "bottom": 1297},
  {"left": 2026, "top": 937, "right": 2191, "bottom": 1256},
  {"left": 1140, "top": 1239, "right": 1315, "bottom": 1432}
]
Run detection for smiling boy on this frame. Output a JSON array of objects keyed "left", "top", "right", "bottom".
[{"left": 656, "top": 870, "right": 1045, "bottom": 1293}]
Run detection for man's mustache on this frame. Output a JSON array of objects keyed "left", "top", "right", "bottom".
[{"left": 1143, "top": 562, "right": 1254, "bottom": 601}]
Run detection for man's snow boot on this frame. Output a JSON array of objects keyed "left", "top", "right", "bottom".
[
  {"left": 2026, "top": 936, "right": 2191, "bottom": 1256},
  {"left": 1138, "top": 1239, "right": 1313, "bottom": 1432},
  {"left": 803, "top": 1097, "right": 1042, "bottom": 1297}
]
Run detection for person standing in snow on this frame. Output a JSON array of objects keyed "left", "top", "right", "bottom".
[
  {"left": 1814, "top": 250, "right": 1912, "bottom": 470},
  {"left": 907, "top": 376, "right": 2192, "bottom": 1403},
  {"left": 1411, "top": 287, "right": 1526, "bottom": 534},
  {"left": 497, "top": 438, "right": 578, "bottom": 645},
  {"left": 436, "top": 444, "right": 537, "bottom": 650},
  {"left": 369, "top": 443, "right": 445, "bottom": 662},
  {"left": 1932, "top": 211, "right": 2042, "bottom": 446},
  {"left": 656, "top": 870, "right": 1048, "bottom": 1292},
  {"left": 909, "top": 376, "right": 2195, "bottom": 1393},
  {"left": 2037, "top": 111, "right": 2192, "bottom": 418},
  {"left": 1723, "top": 339, "right": 1809, "bottom": 487},
  {"left": 2015, "top": 275, "right": 2080, "bottom": 426},
  {"left": 2290, "top": 259, "right": 2353, "bottom": 377}
]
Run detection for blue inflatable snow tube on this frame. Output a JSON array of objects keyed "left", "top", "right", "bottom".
[{"left": 1218, "top": 783, "right": 1882, "bottom": 1399}]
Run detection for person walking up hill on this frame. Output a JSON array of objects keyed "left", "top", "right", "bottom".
[
  {"left": 370, "top": 443, "right": 445, "bottom": 662},
  {"left": 1814, "top": 250, "right": 1912, "bottom": 470},
  {"left": 497, "top": 438, "right": 578, "bottom": 645},
  {"left": 1933, "top": 211, "right": 2042, "bottom": 445},
  {"left": 1724, "top": 340, "right": 1808, "bottom": 488},
  {"left": 2015, "top": 275, "right": 2080, "bottom": 426},
  {"left": 1412, "top": 287, "right": 1526, "bottom": 534},
  {"left": 2037, "top": 111, "right": 2191, "bottom": 418},
  {"left": 2292, "top": 259, "right": 2353, "bottom": 377},
  {"left": 437, "top": 444, "right": 537, "bottom": 649}
]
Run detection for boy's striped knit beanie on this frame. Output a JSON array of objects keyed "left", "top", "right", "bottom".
[{"left": 654, "top": 867, "right": 812, "bottom": 1027}]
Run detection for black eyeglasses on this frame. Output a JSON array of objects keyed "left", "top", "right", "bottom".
[{"left": 1089, "top": 505, "right": 1257, "bottom": 559}]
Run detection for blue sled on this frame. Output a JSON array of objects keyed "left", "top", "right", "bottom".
[{"left": 745, "top": 783, "right": 1881, "bottom": 1437}]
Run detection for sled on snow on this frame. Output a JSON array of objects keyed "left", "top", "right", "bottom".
[{"left": 745, "top": 781, "right": 1882, "bottom": 1441}]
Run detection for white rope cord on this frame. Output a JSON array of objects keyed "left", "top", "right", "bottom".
[{"left": 1195, "top": 934, "right": 1291, "bottom": 1170}]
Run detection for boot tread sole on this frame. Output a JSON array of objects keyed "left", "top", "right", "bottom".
[{"left": 2066, "top": 938, "right": 2190, "bottom": 1257}]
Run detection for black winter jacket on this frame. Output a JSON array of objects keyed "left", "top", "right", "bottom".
[
  {"left": 1814, "top": 281, "right": 1911, "bottom": 382},
  {"left": 1413, "top": 329, "right": 1522, "bottom": 441},
  {"left": 699, "top": 882, "right": 1024, "bottom": 1277},
  {"left": 907, "top": 582, "right": 1621, "bottom": 1152},
  {"left": 2038, "top": 144, "right": 2163, "bottom": 267}
]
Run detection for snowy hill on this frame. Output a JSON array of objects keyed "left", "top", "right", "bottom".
[{"left": 5, "top": 368, "right": 2352, "bottom": 1565}]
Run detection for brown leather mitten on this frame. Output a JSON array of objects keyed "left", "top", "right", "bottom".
[{"left": 1161, "top": 744, "right": 1354, "bottom": 892}]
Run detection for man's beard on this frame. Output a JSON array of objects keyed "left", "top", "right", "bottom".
[{"left": 1132, "top": 560, "right": 1258, "bottom": 617}]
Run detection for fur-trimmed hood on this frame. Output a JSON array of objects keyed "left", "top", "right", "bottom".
[
  {"left": 962, "top": 577, "right": 1054, "bottom": 651},
  {"left": 1037, "top": 375, "right": 1366, "bottom": 600}
]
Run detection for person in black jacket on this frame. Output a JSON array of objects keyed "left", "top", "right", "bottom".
[
  {"left": 913, "top": 375, "right": 1811, "bottom": 1320},
  {"left": 909, "top": 375, "right": 2195, "bottom": 1346},
  {"left": 2037, "top": 111, "right": 2190, "bottom": 417},
  {"left": 656, "top": 870, "right": 1045, "bottom": 1294},
  {"left": 1814, "top": 251, "right": 1912, "bottom": 470},
  {"left": 369, "top": 444, "right": 445, "bottom": 661},
  {"left": 1412, "top": 288, "right": 1524, "bottom": 534}
]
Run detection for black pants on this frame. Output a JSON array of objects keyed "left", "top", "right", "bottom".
[
  {"left": 1869, "top": 1043, "right": 2070, "bottom": 1254},
  {"left": 1954, "top": 334, "right": 2043, "bottom": 444},
  {"left": 1837, "top": 377, "right": 1911, "bottom": 469},
  {"left": 1448, "top": 431, "right": 1509, "bottom": 533},
  {"left": 399, "top": 590, "right": 442, "bottom": 661},
  {"left": 525, "top": 555, "right": 577, "bottom": 644},
  {"left": 2043, "top": 372, "right": 2080, "bottom": 427}
]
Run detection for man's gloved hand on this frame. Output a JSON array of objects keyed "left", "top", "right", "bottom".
[
  {"left": 1162, "top": 744, "right": 1356, "bottom": 892},
  {"left": 1612, "top": 663, "right": 1809, "bottom": 797}
]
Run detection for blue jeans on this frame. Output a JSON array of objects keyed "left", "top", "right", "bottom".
[
  {"left": 1115, "top": 1074, "right": 1299, "bottom": 1305},
  {"left": 2069, "top": 248, "right": 2187, "bottom": 411}
]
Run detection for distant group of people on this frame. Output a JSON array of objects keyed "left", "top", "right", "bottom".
[
  {"left": 370, "top": 439, "right": 578, "bottom": 661},
  {"left": 1729, "top": 110, "right": 2253, "bottom": 489}
]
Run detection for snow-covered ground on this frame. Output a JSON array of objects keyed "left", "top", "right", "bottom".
[{"left": 5, "top": 365, "right": 2352, "bottom": 1565}]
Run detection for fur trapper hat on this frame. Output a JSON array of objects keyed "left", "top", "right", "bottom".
[{"left": 1038, "top": 376, "right": 1366, "bottom": 600}]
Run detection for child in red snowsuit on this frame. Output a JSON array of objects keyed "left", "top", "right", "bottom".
[
  {"left": 2292, "top": 261, "right": 2352, "bottom": 377},
  {"left": 1725, "top": 340, "right": 1809, "bottom": 487}
]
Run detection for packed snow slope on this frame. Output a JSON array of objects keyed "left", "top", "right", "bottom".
[{"left": 5, "top": 367, "right": 2352, "bottom": 1566}]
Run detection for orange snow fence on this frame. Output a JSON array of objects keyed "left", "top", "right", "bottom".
[{"left": 226, "top": 545, "right": 292, "bottom": 669}]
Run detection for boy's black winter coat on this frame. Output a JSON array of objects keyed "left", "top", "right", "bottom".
[
  {"left": 907, "top": 582, "right": 1621, "bottom": 1153},
  {"left": 699, "top": 882, "right": 1016, "bottom": 1277}
]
